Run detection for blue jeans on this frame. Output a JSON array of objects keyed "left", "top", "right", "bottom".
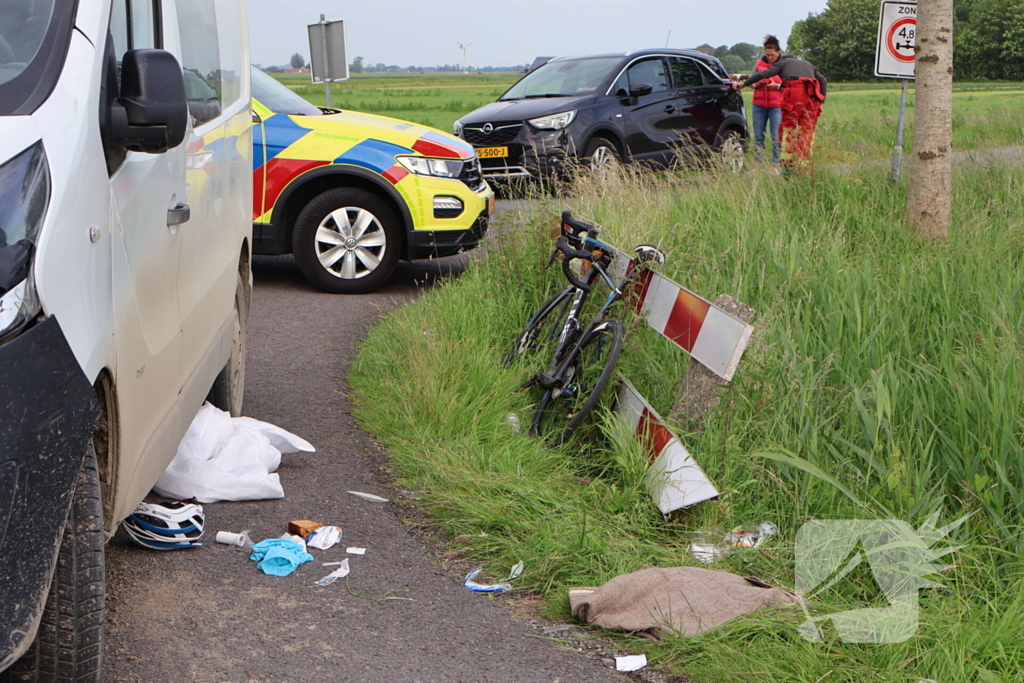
[{"left": 752, "top": 104, "right": 782, "bottom": 165}]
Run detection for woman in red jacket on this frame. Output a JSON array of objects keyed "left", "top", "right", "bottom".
[{"left": 751, "top": 35, "right": 783, "bottom": 167}]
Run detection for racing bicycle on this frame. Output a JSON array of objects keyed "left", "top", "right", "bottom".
[{"left": 507, "top": 211, "right": 664, "bottom": 445}]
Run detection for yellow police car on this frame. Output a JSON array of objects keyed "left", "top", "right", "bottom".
[{"left": 251, "top": 67, "right": 494, "bottom": 293}]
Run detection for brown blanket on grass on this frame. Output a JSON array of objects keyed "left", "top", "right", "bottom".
[{"left": 569, "top": 566, "right": 799, "bottom": 639}]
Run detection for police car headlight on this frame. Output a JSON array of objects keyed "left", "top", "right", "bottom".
[
  {"left": 397, "top": 156, "right": 464, "bottom": 179},
  {"left": 0, "top": 141, "right": 49, "bottom": 344}
]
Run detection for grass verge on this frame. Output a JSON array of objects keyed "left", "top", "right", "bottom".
[{"left": 349, "top": 161, "right": 1024, "bottom": 682}]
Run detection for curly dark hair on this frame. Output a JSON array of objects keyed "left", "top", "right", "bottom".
[{"left": 763, "top": 35, "right": 781, "bottom": 51}]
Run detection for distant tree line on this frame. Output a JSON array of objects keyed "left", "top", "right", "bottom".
[
  {"left": 348, "top": 56, "right": 526, "bottom": 73},
  {"left": 787, "top": 0, "right": 1024, "bottom": 80},
  {"left": 695, "top": 43, "right": 762, "bottom": 74}
]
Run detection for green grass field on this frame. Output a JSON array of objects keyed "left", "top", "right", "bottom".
[
  {"left": 270, "top": 72, "right": 1024, "bottom": 164},
  {"left": 349, "top": 156, "right": 1024, "bottom": 681}
]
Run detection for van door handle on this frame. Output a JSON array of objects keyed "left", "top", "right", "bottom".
[
  {"left": 663, "top": 105, "right": 676, "bottom": 113},
  {"left": 167, "top": 203, "right": 191, "bottom": 226}
]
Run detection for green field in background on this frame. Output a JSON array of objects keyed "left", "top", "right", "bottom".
[{"left": 269, "top": 72, "right": 1024, "bottom": 162}]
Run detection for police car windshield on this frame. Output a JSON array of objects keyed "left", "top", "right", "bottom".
[
  {"left": 500, "top": 58, "right": 620, "bottom": 101},
  {"left": 251, "top": 66, "right": 323, "bottom": 116}
]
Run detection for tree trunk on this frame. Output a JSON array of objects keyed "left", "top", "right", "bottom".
[{"left": 905, "top": 0, "right": 954, "bottom": 241}]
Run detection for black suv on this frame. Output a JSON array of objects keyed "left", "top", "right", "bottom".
[{"left": 454, "top": 49, "right": 748, "bottom": 180}]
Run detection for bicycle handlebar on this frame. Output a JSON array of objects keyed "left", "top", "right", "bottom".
[
  {"left": 555, "top": 235, "right": 596, "bottom": 292},
  {"left": 561, "top": 211, "right": 598, "bottom": 241}
]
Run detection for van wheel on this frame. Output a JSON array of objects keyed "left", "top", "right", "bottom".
[
  {"left": 208, "top": 270, "right": 248, "bottom": 416},
  {"left": 292, "top": 188, "right": 401, "bottom": 294},
  {"left": 2, "top": 444, "right": 105, "bottom": 683},
  {"left": 716, "top": 130, "right": 746, "bottom": 172}
]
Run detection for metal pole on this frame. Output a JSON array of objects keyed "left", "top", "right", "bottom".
[
  {"left": 890, "top": 78, "right": 909, "bottom": 182},
  {"left": 319, "top": 14, "right": 331, "bottom": 108}
]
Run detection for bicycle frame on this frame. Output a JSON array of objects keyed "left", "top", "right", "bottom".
[{"left": 541, "top": 235, "right": 627, "bottom": 392}]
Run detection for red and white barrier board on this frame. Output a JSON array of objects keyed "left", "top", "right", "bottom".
[
  {"left": 616, "top": 377, "right": 719, "bottom": 514},
  {"left": 629, "top": 269, "right": 753, "bottom": 381}
]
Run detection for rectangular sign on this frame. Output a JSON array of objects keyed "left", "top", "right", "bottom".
[
  {"left": 308, "top": 19, "right": 349, "bottom": 83},
  {"left": 629, "top": 268, "right": 753, "bottom": 381},
  {"left": 875, "top": 1, "right": 917, "bottom": 78},
  {"left": 616, "top": 377, "right": 719, "bottom": 514}
]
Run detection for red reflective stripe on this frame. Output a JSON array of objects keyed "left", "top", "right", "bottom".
[
  {"left": 663, "top": 288, "right": 710, "bottom": 352},
  {"left": 382, "top": 164, "right": 410, "bottom": 184},
  {"left": 637, "top": 407, "right": 674, "bottom": 463},
  {"left": 630, "top": 269, "right": 656, "bottom": 314},
  {"left": 253, "top": 167, "right": 265, "bottom": 220},
  {"left": 412, "top": 138, "right": 466, "bottom": 159},
  {"left": 263, "top": 158, "right": 329, "bottom": 215}
]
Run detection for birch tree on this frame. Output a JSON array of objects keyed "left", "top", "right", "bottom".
[{"left": 905, "top": 0, "right": 954, "bottom": 240}]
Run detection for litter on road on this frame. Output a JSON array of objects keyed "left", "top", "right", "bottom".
[
  {"left": 615, "top": 654, "right": 647, "bottom": 672},
  {"left": 288, "top": 519, "right": 323, "bottom": 538},
  {"left": 215, "top": 530, "right": 253, "bottom": 549},
  {"left": 154, "top": 403, "right": 315, "bottom": 503},
  {"left": 347, "top": 491, "right": 389, "bottom": 503},
  {"left": 314, "top": 559, "right": 351, "bottom": 587},
  {"left": 250, "top": 538, "right": 314, "bottom": 577},
  {"left": 346, "top": 547, "right": 367, "bottom": 555},
  {"left": 464, "top": 561, "right": 524, "bottom": 593},
  {"left": 306, "top": 526, "right": 342, "bottom": 550}
]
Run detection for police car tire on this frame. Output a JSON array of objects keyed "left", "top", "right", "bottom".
[
  {"left": 1, "top": 444, "right": 105, "bottom": 683},
  {"left": 293, "top": 188, "right": 401, "bottom": 294}
]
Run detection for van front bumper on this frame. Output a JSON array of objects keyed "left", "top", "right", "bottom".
[{"left": 0, "top": 316, "right": 99, "bottom": 670}]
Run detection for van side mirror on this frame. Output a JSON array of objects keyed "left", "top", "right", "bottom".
[
  {"left": 629, "top": 83, "right": 653, "bottom": 99},
  {"left": 110, "top": 50, "right": 188, "bottom": 154}
]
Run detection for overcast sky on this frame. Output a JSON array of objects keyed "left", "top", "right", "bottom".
[{"left": 247, "top": 0, "right": 829, "bottom": 69}]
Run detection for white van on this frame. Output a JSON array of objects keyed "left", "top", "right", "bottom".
[{"left": 0, "top": 1, "right": 251, "bottom": 680}]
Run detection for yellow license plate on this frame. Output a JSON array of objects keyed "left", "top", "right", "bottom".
[
  {"left": 488, "top": 195, "right": 496, "bottom": 214},
  {"left": 477, "top": 146, "right": 508, "bottom": 159}
]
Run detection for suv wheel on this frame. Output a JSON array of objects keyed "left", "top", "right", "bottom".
[
  {"left": 582, "top": 138, "right": 621, "bottom": 175},
  {"left": 716, "top": 130, "right": 746, "bottom": 172},
  {"left": 292, "top": 188, "right": 401, "bottom": 294}
]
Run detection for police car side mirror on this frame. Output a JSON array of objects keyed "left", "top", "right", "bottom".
[{"left": 110, "top": 50, "right": 188, "bottom": 154}]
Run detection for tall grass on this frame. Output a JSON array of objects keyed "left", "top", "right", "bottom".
[{"left": 349, "top": 162, "right": 1024, "bottom": 681}]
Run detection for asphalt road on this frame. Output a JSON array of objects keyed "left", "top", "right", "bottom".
[{"left": 102, "top": 207, "right": 625, "bottom": 683}]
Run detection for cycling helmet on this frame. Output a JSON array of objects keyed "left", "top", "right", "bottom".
[{"left": 124, "top": 501, "right": 205, "bottom": 550}]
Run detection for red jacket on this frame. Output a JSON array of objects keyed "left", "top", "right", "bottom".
[{"left": 751, "top": 58, "right": 783, "bottom": 108}]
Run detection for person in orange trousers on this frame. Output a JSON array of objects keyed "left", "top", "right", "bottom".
[{"left": 734, "top": 55, "right": 827, "bottom": 172}]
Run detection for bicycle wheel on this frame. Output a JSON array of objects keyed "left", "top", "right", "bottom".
[
  {"left": 530, "top": 319, "right": 623, "bottom": 446},
  {"left": 505, "top": 287, "right": 574, "bottom": 366}
]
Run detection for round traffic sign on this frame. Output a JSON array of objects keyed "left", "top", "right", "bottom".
[{"left": 885, "top": 17, "right": 916, "bottom": 63}]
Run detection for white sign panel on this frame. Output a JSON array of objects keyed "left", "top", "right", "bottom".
[
  {"left": 308, "top": 19, "right": 349, "bottom": 83},
  {"left": 875, "top": 1, "right": 917, "bottom": 78}
]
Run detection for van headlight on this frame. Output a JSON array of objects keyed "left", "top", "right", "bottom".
[
  {"left": 397, "top": 156, "right": 464, "bottom": 179},
  {"left": 528, "top": 110, "right": 577, "bottom": 130},
  {"left": 0, "top": 141, "right": 49, "bottom": 343}
]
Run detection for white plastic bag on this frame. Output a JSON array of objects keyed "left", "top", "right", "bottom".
[{"left": 154, "top": 403, "right": 315, "bottom": 503}]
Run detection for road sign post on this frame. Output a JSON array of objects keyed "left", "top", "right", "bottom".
[
  {"left": 308, "top": 15, "right": 348, "bottom": 108},
  {"left": 876, "top": 1, "right": 916, "bottom": 182}
]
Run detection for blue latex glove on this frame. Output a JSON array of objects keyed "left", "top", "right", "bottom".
[{"left": 250, "top": 539, "right": 314, "bottom": 576}]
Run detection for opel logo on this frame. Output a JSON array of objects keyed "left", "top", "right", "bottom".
[{"left": 482, "top": 123, "right": 493, "bottom": 134}]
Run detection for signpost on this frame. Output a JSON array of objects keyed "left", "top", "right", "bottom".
[
  {"left": 307, "top": 15, "right": 348, "bottom": 108},
  {"left": 875, "top": 1, "right": 917, "bottom": 182}
]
